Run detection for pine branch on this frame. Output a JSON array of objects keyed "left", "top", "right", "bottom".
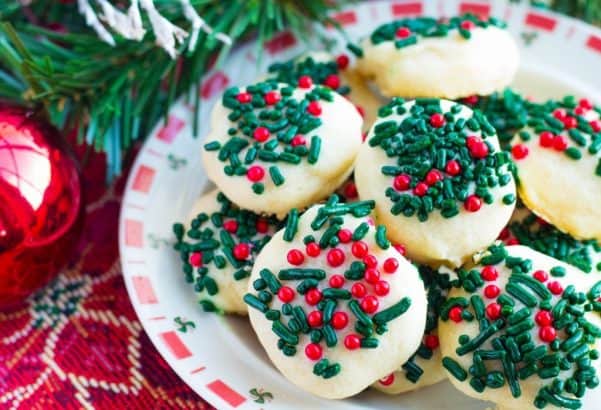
[{"left": 0, "top": 0, "right": 347, "bottom": 176}]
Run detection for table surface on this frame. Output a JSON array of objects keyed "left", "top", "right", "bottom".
[{"left": 0, "top": 146, "right": 212, "bottom": 409}]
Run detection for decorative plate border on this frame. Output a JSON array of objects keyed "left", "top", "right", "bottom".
[{"left": 119, "top": 1, "right": 601, "bottom": 409}]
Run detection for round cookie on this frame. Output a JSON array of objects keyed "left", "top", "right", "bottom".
[
  {"left": 373, "top": 265, "right": 452, "bottom": 394},
  {"left": 266, "top": 52, "right": 384, "bottom": 132},
  {"left": 202, "top": 80, "right": 363, "bottom": 218},
  {"left": 355, "top": 98, "right": 516, "bottom": 267},
  {"left": 244, "top": 196, "right": 427, "bottom": 399},
  {"left": 355, "top": 15, "right": 519, "bottom": 99},
  {"left": 438, "top": 244, "right": 601, "bottom": 410},
  {"left": 509, "top": 96, "right": 601, "bottom": 242},
  {"left": 502, "top": 205, "right": 601, "bottom": 274},
  {"left": 172, "top": 189, "right": 279, "bottom": 314}
]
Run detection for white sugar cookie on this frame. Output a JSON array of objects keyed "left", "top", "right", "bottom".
[
  {"left": 355, "top": 98, "right": 516, "bottom": 267},
  {"left": 245, "top": 198, "right": 427, "bottom": 398}
]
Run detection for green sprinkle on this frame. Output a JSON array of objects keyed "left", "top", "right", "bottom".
[
  {"left": 279, "top": 268, "right": 326, "bottom": 280},
  {"left": 550, "top": 266, "right": 566, "bottom": 277},
  {"left": 260, "top": 268, "right": 281, "bottom": 293},
  {"left": 272, "top": 321, "right": 299, "bottom": 345},
  {"left": 348, "top": 299, "right": 373, "bottom": 327},
  {"left": 347, "top": 42, "right": 363, "bottom": 57},
  {"left": 308, "top": 135, "right": 321, "bottom": 164},
  {"left": 360, "top": 337, "right": 379, "bottom": 348},
  {"left": 322, "top": 288, "right": 351, "bottom": 300},
  {"left": 244, "top": 294, "right": 268, "bottom": 313},
  {"left": 352, "top": 222, "right": 369, "bottom": 241},
  {"left": 442, "top": 357, "right": 467, "bottom": 381},
  {"left": 283, "top": 209, "right": 299, "bottom": 242},
  {"left": 204, "top": 141, "right": 221, "bottom": 151},
  {"left": 375, "top": 226, "right": 390, "bottom": 249},
  {"left": 565, "top": 147, "right": 582, "bottom": 160},
  {"left": 269, "top": 166, "right": 285, "bottom": 186},
  {"left": 373, "top": 297, "right": 412, "bottom": 325},
  {"left": 503, "top": 193, "right": 516, "bottom": 205}
]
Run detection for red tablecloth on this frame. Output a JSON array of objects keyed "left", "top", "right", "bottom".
[{"left": 0, "top": 147, "right": 212, "bottom": 409}]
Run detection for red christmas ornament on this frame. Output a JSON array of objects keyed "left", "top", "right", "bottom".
[{"left": 0, "top": 104, "right": 82, "bottom": 305}]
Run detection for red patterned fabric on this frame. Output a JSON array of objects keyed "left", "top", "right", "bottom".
[{"left": 0, "top": 147, "right": 212, "bottom": 409}]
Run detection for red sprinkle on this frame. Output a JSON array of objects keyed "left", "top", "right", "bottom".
[
  {"left": 287, "top": 249, "right": 305, "bottom": 266},
  {"left": 430, "top": 113, "right": 445, "bottom": 128},
  {"left": 539, "top": 131, "right": 554, "bottom": 147},
  {"left": 553, "top": 135, "right": 568, "bottom": 151},
  {"left": 323, "top": 74, "right": 340, "bottom": 89},
  {"left": 449, "top": 306, "right": 463, "bottom": 323},
  {"left": 343, "top": 182, "right": 358, "bottom": 199},
  {"left": 331, "top": 311, "right": 349, "bottom": 329},
  {"left": 535, "top": 310, "right": 553, "bottom": 326},
  {"left": 298, "top": 75, "right": 313, "bottom": 88},
  {"left": 574, "top": 107, "right": 585, "bottom": 116},
  {"left": 499, "top": 227, "right": 510, "bottom": 240},
  {"left": 236, "top": 92, "right": 251, "bottom": 103},
  {"left": 484, "top": 284, "right": 500, "bottom": 299},
  {"left": 253, "top": 127, "right": 270, "bottom": 142},
  {"left": 329, "top": 274, "right": 345, "bottom": 288},
  {"left": 464, "top": 195, "right": 482, "bottom": 212},
  {"left": 223, "top": 220, "right": 238, "bottom": 233},
  {"left": 460, "top": 20, "right": 475, "bottom": 30},
  {"left": 486, "top": 303, "right": 502, "bottom": 320},
  {"left": 344, "top": 334, "right": 361, "bottom": 350},
  {"left": 396, "top": 27, "right": 411, "bottom": 38},
  {"left": 383, "top": 258, "right": 399, "bottom": 274},
  {"left": 553, "top": 109, "right": 566, "bottom": 120},
  {"left": 247, "top": 165, "right": 265, "bottom": 182},
  {"left": 579, "top": 98, "right": 593, "bottom": 109},
  {"left": 374, "top": 280, "right": 390, "bottom": 296},
  {"left": 189, "top": 252, "right": 203, "bottom": 267},
  {"left": 463, "top": 95, "right": 479, "bottom": 105},
  {"left": 351, "top": 241, "right": 369, "bottom": 258},
  {"left": 413, "top": 182, "right": 429, "bottom": 197},
  {"left": 233, "top": 243, "right": 250, "bottom": 260},
  {"left": 356, "top": 105, "right": 365, "bottom": 118},
  {"left": 307, "top": 101, "right": 322, "bottom": 116},
  {"left": 590, "top": 120, "right": 601, "bottom": 132},
  {"left": 290, "top": 135, "right": 306, "bottom": 146},
  {"left": 533, "top": 270, "right": 549, "bottom": 283},
  {"left": 379, "top": 374, "right": 395, "bottom": 386},
  {"left": 338, "top": 229, "right": 353, "bottom": 243},
  {"left": 255, "top": 218, "right": 269, "bottom": 233},
  {"left": 363, "top": 254, "right": 378, "bottom": 269},
  {"left": 393, "top": 244, "right": 406, "bottom": 256},
  {"left": 351, "top": 283, "right": 367, "bottom": 298},
  {"left": 563, "top": 116, "right": 577, "bottom": 129},
  {"left": 305, "top": 288, "right": 322, "bottom": 305},
  {"left": 264, "top": 91, "right": 281, "bottom": 105},
  {"left": 425, "top": 169, "right": 443, "bottom": 186},
  {"left": 361, "top": 295, "right": 379, "bottom": 313},
  {"left": 445, "top": 160, "right": 462, "bottom": 176},
  {"left": 336, "top": 54, "right": 349, "bottom": 69},
  {"left": 424, "top": 334, "right": 439, "bottom": 350},
  {"left": 512, "top": 144, "right": 529, "bottom": 160},
  {"left": 547, "top": 281, "right": 563, "bottom": 295},
  {"left": 364, "top": 268, "right": 380, "bottom": 284},
  {"left": 468, "top": 140, "right": 489, "bottom": 159},
  {"left": 277, "top": 286, "right": 295, "bottom": 303},
  {"left": 393, "top": 174, "right": 412, "bottom": 191},
  {"left": 481, "top": 266, "right": 499, "bottom": 281},
  {"left": 327, "top": 248, "right": 345, "bottom": 267},
  {"left": 306, "top": 242, "right": 321, "bottom": 257},
  {"left": 539, "top": 326, "right": 556, "bottom": 343},
  {"left": 305, "top": 343, "right": 323, "bottom": 360},
  {"left": 307, "top": 310, "right": 323, "bottom": 327}
]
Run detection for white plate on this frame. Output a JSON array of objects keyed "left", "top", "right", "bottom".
[{"left": 119, "top": 1, "right": 601, "bottom": 409}]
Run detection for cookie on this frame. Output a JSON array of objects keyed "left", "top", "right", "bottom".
[
  {"left": 202, "top": 80, "right": 363, "bottom": 218},
  {"left": 373, "top": 265, "right": 452, "bottom": 394},
  {"left": 355, "top": 98, "right": 516, "bottom": 267},
  {"left": 502, "top": 205, "right": 601, "bottom": 274},
  {"left": 355, "top": 15, "right": 519, "bottom": 99},
  {"left": 438, "top": 244, "right": 601, "bottom": 410},
  {"left": 172, "top": 189, "right": 279, "bottom": 314},
  {"left": 267, "top": 52, "right": 383, "bottom": 132},
  {"left": 244, "top": 196, "right": 427, "bottom": 399},
  {"left": 509, "top": 96, "right": 601, "bottom": 242}
]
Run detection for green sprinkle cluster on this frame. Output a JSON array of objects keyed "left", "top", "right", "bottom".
[
  {"left": 441, "top": 244, "right": 601, "bottom": 409},
  {"left": 368, "top": 14, "right": 506, "bottom": 48},
  {"left": 203, "top": 80, "right": 333, "bottom": 194},
  {"left": 401, "top": 266, "right": 453, "bottom": 383},
  {"left": 172, "top": 192, "right": 279, "bottom": 312},
  {"left": 372, "top": 98, "right": 514, "bottom": 221},
  {"left": 267, "top": 55, "right": 350, "bottom": 96},
  {"left": 244, "top": 195, "right": 412, "bottom": 379},
  {"left": 506, "top": 209, "right": 601, "bottom": 274}
]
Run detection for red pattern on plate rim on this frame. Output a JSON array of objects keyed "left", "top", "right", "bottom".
[
  {"left": 459, "top": 2, "right": 491, "bottom": 19},
  {"left": 206, "top": 380, "right": 246, "bottom": 407},
  {"left": 525, "top": 12, "right": 557, "bottom": 31},
  {"left": 124, "top": 219, "right": 144, "bottom": 247},
  {"left": 201, "top": 71, "right": 230, "bottom": 99},
  {"left": 131, "top": 165, "right": 156, "bottom": 193},
  {"left": 391, "top": 1, "right": 423, "bottom": 16},
  {"left": 160, "top": 331, "right": 193, "bottom": 359},
  {"left": 132, "top": 275, "right": 158, "bottom": 304},
  {"left": 157, "top": 115, "right": 185, "bottom": 143}
]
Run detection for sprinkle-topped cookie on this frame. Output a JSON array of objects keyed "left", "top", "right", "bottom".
[
  {"left": 202, "top": 80, "right": 362, "bottom": 218},
  {"left": 374, "top": 265, "right": 453, "bottom": 394},
  {"left": 510, "top": 96, "right": 601, "bottom": 242},
  {"left": 355, "top": 98, "right": 516, "bottom": 266},
  {"left": 244, "top": 195, "right": 427, "bottom": 399},
  {"left": 356, "top": 15, "right": 519, "bottom": 99},
  {"left": 502, "top": 206, "right": 601, "bottom": 274},
  {"left": 438, "top": 244, "right": 601, "bottom": 410},
  {"left": 172, "top": 189, "right": 279, "bottom": 314}
]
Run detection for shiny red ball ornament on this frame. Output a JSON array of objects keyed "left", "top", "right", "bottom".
[
  {"left": 0, "top": 104, "right": 82, "bottom": 305},
  {"left": 336, "top": 54, "right": 350, "bottom": 70}
]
